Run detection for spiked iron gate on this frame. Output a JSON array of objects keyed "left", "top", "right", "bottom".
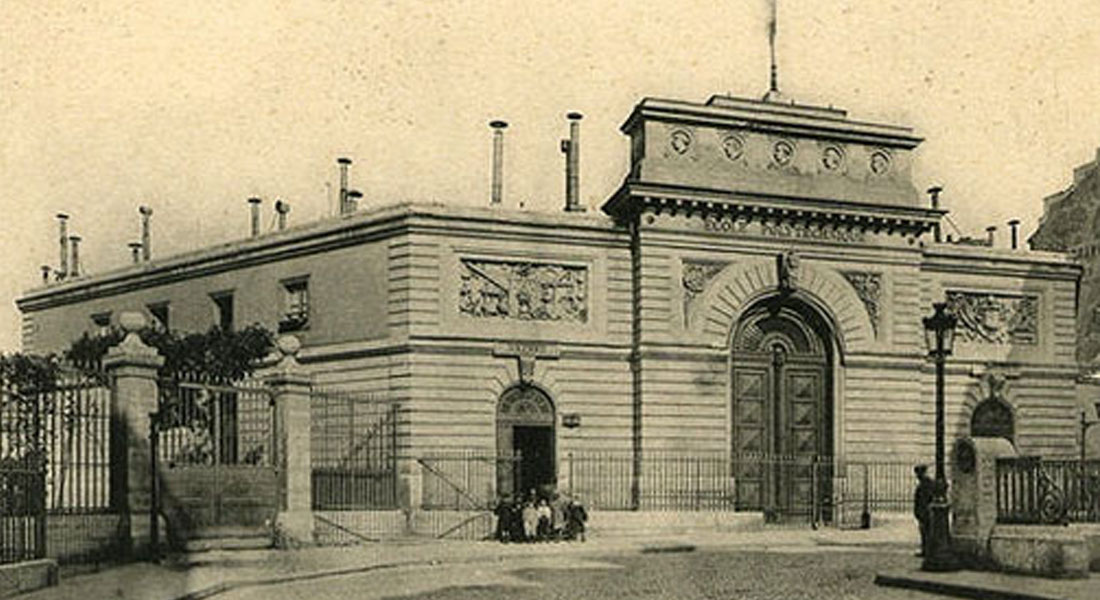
[
  {"left": 152, "top": 379, "right": 278, "bottom": 540},
  {"left": 0, "top": 389, "right": 45, "bottom": 564}
]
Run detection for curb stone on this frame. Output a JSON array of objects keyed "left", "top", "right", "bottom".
[
  {"left": 173, "top": 560, "right": 427, "bottom": 600},
  {"left": 873, "top": 573, "right": 1069, "bottom": 600}
]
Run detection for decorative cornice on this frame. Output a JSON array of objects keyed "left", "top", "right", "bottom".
[
  {"left": 18, "top": 202, "right": 623, "bottom": 313},
  {"left": 603, "top": 181, "right": 941, "bottom": 239}
]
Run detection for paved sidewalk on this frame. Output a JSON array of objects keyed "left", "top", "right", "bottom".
[{"left": 16, "top": 521, "right": 1092, "bottom": 600}]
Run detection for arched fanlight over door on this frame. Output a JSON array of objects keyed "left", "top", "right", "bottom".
[{"left": 496, "top": 386, "right": 556, "bottom": 499}]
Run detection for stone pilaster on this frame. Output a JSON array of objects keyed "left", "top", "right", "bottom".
[
  {"left": 103, "top": 312, "right": 164, "bottom": 557},
  {"left": 264, "top": 335, "right": 313, "bottom": 545}
]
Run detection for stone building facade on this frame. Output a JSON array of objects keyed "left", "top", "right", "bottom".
[
  {"left": 1029, "top": 147, "right": 1100, "bottom": 457},
  {"left": 18, "top": 93, "right": 1083, "bottom": 512},
  {"left": 1030, "top": 148, "right": 1100, "bottom": 365}
]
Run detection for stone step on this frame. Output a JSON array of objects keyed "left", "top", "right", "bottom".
[
  {"left": 183, "top": 534, "right": 272, "bottom": 553},
  {"left": 585, "top": 511, "right": 765, "bottom": 537}
]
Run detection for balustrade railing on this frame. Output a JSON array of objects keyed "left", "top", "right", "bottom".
[{"left": 995, "top": 456, "right": 1100, "bottom": 524}]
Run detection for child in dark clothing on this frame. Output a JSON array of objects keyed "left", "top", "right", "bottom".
[
  {"left": 493, "top": 496, "right": 512, "bottom": 542},
  {"left": 564, "top": 497, "right": 588, "bottom": 541}
]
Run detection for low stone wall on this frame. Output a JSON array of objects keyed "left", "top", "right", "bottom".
[
  {"left": 46, "top": 513, "right": 123, "bottom": 564},
  {"left": 1073, "top": 523, "right": 1100, "bottom": 572},
  {"left": 0, "top": 559, "right": 58, "bottom": 598},
  {"left": 311, "top": 510, "right": 520, "bottom": 542},
  {"left": 986, "top": 525, "right": 1090, "bottom": 579},
  {"left": 587, "top": 511, "right": 762, "bottom": 537},
  {"left": 314, "top": 511, "right": 407, "bottom": 544}
]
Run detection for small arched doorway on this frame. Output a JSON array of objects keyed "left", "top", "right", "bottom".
[
  {"left": 970, "top": 398, "right": 1014, "bottom": 443},
  {"left": 496, "top": 386, "right": 556, "bottom": 499},
  {"left": 731, "top": 296, "right": 835, "bottom": 520}
]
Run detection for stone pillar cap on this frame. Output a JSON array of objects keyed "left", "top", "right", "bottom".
[
  {"left": 118, "top": 311, "right": 146, "bottom": 332},
  {"left": 277, "top": 335, "right": 301, "bottom": 358}
]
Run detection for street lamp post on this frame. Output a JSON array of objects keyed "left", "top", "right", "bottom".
[{"left": 922, "top": 302, "right": 958, "bottom": 572}]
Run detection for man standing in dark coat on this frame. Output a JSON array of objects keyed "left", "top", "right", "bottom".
[{"left": 913, "top": 464, "right": 935, "bottom": 557}]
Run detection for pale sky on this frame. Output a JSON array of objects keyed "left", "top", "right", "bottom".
[{"left": 3, "top": 1, "right": 1100, "bottom": 353}]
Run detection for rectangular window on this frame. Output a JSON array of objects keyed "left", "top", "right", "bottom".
[
  {"left": 147, "top": 302, "right": 169, "bottom": 331},
  {"left": 90, "top": 312, "right": 112, "bottom": 335},
  {"left": 280, "top": 277, "right": 310, "bottom": 332},
  {"left": 211, "top": 292, "right": 234, "bottom": 331}
]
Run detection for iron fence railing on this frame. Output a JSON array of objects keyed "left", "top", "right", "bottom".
[
  {"left": 412, "top": 450, "right": 920, "bottom": 526},
  {"left": 310, "top": 388, "right": 397, "bottom": 510},
  {"left": 42, "top": 374, "right": 112, "bottom": 514},
  {"left": 0, "top": 384, "right": 45, "bottom": 565},
  {"left": 419, "top": 451, "right": 519, "bottom": 511},
  {"left": 996, "top": 456, "right": 1100, "bottom": 524},
  {"left": 1, "top": 369, "right": 117, "bottom": 565}
]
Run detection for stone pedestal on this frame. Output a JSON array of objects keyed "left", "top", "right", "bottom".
[
  {"left": 951, "top": 436, "right": 1017, "bottom": 567},
  {"left": 265, "top": 335, "right": 314, "bottom": 546},
  {"left": 103, "top": 312, "right": 164, "bottom": 558}
]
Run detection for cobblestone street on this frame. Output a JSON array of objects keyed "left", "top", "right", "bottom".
[{"left": 222, "top": 547, "right": 938, "bottom": 600}]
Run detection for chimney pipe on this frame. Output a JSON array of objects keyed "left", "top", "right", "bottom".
[
  {"left": 40, "top": 265, "right": 50, "bottom": 285},
  {"left": 128, "top": 242, "right": 142, "bottom": 264},
  {"left": 986, "top": 225, "right": 997, "bottom": 247},
  {"left": 275, "top": 200, "right": 290, "bottom": 230},
  {"left": 337, "top": 157, "right": 352, "bottom": 215},
  {"left": 68, "top": 235, "right": 81, "bottom": 278},
  {"left": 561, "top": 112, "right": 585, "bottom": 212},
  {"left": 248, "top": 197, "right": 262, "bottom": 237},
  {"left": 926, "top": 186, "right": 943, "bottom": 243},
  {"left": 139, "top": 206, "right": 153, "bottom": 261},
  {"left": 1008, "top": 219, "right": 1020, "bottom": 250},
  {"left": 56, "top": 213, "right": 69, "bottom": 279},
  {"left": 346, "top": 189, "right": 362, "bottom": 213},
  {"left": 490, "top": 120, "right": 508, "bottom": 205}
]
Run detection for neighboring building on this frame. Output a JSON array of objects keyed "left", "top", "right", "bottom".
[
  {"left": 1030, "top": 148, "right": 1100, "bottom": 458},
  {"left": 17, "top": 92, "right": 1083, "bottom": 514},
  {"left": 1030, "top": 148, "right": 1100, "bottom": 365}
]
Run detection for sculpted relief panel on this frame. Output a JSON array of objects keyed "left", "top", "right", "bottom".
[
  {"left": 459, "top": 259, "right": 587, "bottom": 323},
  {"left": 945, "top": 291, "right": 1039, "bottom": 345},
  {"left": 841, "top": 271, "right": 882, "bottom": 336},
  {"left": 682, "top": 260, "right": 727, "bottom": 323}
]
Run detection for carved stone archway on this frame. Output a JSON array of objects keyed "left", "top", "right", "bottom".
[
  {"left": 689, "top": 257, "right": 877, "bottom": 356},
  {"left": 965, "top": 371, "right": 1016, "bottom": 443}
]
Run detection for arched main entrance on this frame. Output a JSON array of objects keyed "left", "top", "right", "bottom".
[
  {"left": 731, "top": 296, "right": 835, "bottom": 520},
  {"left": 496, "top": 386, "right": 556, "bottom": 499}
]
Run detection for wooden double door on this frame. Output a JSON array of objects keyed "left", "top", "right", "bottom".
[
  {"left": 496, "top": 386, "right": 556, "bottom": 499},
  {"left": 731, "top": 303, "right": 833, "bottom": 520}
]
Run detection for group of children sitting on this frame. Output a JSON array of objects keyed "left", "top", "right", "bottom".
[{"left": 492, "top": 490, "right": 587, "bottom": 543}]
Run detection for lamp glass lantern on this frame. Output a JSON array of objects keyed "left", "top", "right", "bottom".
[{"left": 923, "top": 303, "right": 957, "bottom": 356}]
